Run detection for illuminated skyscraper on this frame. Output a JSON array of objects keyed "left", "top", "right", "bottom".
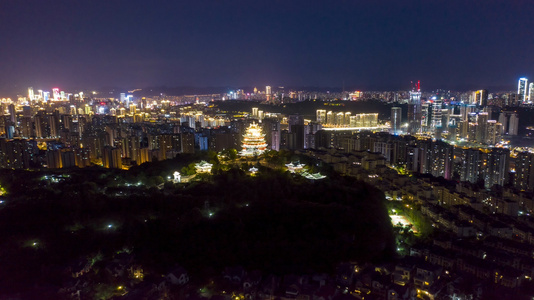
[
  {"left": 265, "top": 86, "right": 272, "bottom": 95},
  {"left": 53, "top": 88, "right": 60, "bottom": 101},
  {"left": 391, "top": 107, "right": 402, "bottom": 135},
  {"left": 420, "top": 100, "right": 431, "bottom": 132},
  {"left": 529, "top": 82, "right": 534, "bottom": 103},
  {"left": 407, "top": 81, "right": 422, "bottom": 134},
  {"left": 335, "top": 112, "right": 344, "bottom": 126},
  {"left": 431, "top": 98, "right": 442, "bottom": 130},
  {"left": 476, "top": 112, "right": 488, "bottom": 143},
  {"left": 474, "top": 89, "right": 488, "bottom": 107},
  {"left": 316, "top": 109, "right": 326, "bottom": 124},
  {"left": 326, "top": 111, "right": 334, "bottom": 125},
  {"left": 28, "top": 87, "right": 34, "bottom": 101},
  {"left": 518, "top": 78, "right": 528, "bottom": 103}
]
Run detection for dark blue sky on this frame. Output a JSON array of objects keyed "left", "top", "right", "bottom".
[{"left": 1, "top": 0, "right": 533, "bottom": 94}]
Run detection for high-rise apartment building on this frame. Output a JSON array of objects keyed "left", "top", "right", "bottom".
[
  {"left": 509, "top": 113, "right": 519, "bottom": 136},
  {"left": 316, "top": 109, "right": 326, "bottom": 124},
  {"left": 460, "top": 148, "right": 482, "bottom": 183},
  {"left": 518, "top": 78, "right": 528, "bottom": 103},
  {"left": 474, "top": 89, "right": 488, "bottom": 107},
  {"left": 476, "top": 112, "right": 489, "bottom": 144},
  {"left": 102, "top": 146, "right": 122, "bottom": 169},
  {"left": 514, "top": 151, "right": 534, "bottom": 191},
  {"left": 484, "top": 148, "right": 510, "bottom": 188}
]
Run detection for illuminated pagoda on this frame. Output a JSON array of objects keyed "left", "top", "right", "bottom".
[
  {"left": 195, "top": 161, "right": 213, "bottom": 173},
  {"left": 240, "top": 122, "right": 267, "bottom": 156}
]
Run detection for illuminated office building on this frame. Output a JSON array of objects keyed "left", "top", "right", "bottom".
[
  {"left": 518, "top": 78, "right": 528, "bottom": 103},
  {"left": 407, "top": 81, "right": 422, "bottom": 134},
  {"left": 391, "top": 107, "right": 402, "bottom": 135},
  {"left": 53, "top": 88, "right": 60, "bottom": 101}
]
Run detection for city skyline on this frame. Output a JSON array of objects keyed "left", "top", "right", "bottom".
[{"left": 1, "top": 1, "right": 534, "bottom": 94}]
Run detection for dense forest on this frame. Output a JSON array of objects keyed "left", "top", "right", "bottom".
[{"left": 0, "top": 159, "right": 395, "bottom": 298}]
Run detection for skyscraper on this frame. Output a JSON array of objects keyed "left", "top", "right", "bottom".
[
  {"left": 514, "top": 151, "right": 534, "bottom": 191},
  {"left": 8, "top": 104, "right": 16, "bottom": 123},
  {"left": 474, "top": 89, "right": 488, "bottom": 107},
  {"left": 53, "top": 88, "right": 60, "bottom": 101},
  {"left": 407, "top": 81, "right": 422, "bottom": 134},
  {"left": 529, "top": 82, "right": 534, "bottom": 103},
  {"left": 484, "top": 148, "right": 510, "bottom": 188},
  {"left": 431, "top": 98, "right": 442, "bottom": 130},
  {"left": 518, "top": 78, "right": 528, "bottom": 103},
  {"left": 509, "top": 113, "right": 519, "bottom": 136},
  {"left": 316, "top": 109, "right": 326, "bottom": 124},
  {"left": 326, "top": 111, "right": 334, "bottom": 126},
  {"left": 391, "top": 107, "right": 402, "bottom": 135},
  {"left": 102, "top": 146, "right": 123, "bottom": 169},
  {"left": 476, "top": 112, "right": 488, "bottom": 144},
  {"left": 420, "top": 100, "right": 432, "bottom": 132},
  {"left": 498, "top": 112, "right": 508, "bottom": 135},
  {"left": 460, "top": 148, "right": 482, "bottom": 183},
  {"left": 28, "top": 87, "right": 34, "bottom": 101}
]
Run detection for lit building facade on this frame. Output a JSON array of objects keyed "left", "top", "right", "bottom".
[
  {"left": 518, "top": 78, "right": 528, "bottom": 103},
  {"left": 240, "top": 122, "right": 267, "bottom": 156}
]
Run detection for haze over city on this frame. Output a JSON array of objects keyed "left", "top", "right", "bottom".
[{"left": 1, "top": 0, "right": 534, "bottom": 94}]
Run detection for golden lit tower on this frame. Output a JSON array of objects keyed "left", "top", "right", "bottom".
[{"left": 240, "top": 122, "right": 267, "bottom": 156}]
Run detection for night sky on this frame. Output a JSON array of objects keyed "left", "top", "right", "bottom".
[{"left": 1, "top": 0, "right": 533, "bottom": 94}]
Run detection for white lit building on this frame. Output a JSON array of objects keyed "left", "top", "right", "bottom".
[{"left": 518, "top": 78, "right": 528, "bottom": 103}]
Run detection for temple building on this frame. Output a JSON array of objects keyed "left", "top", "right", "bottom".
[
  {"left": 240, "top": 122, "right": 267, "bottom": 156},
  {"left": 285, "top": 162, "right": 306, "bottom": 173},
  {"left": 195, "top": 161, "right": 213, "bottom": 173}
]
